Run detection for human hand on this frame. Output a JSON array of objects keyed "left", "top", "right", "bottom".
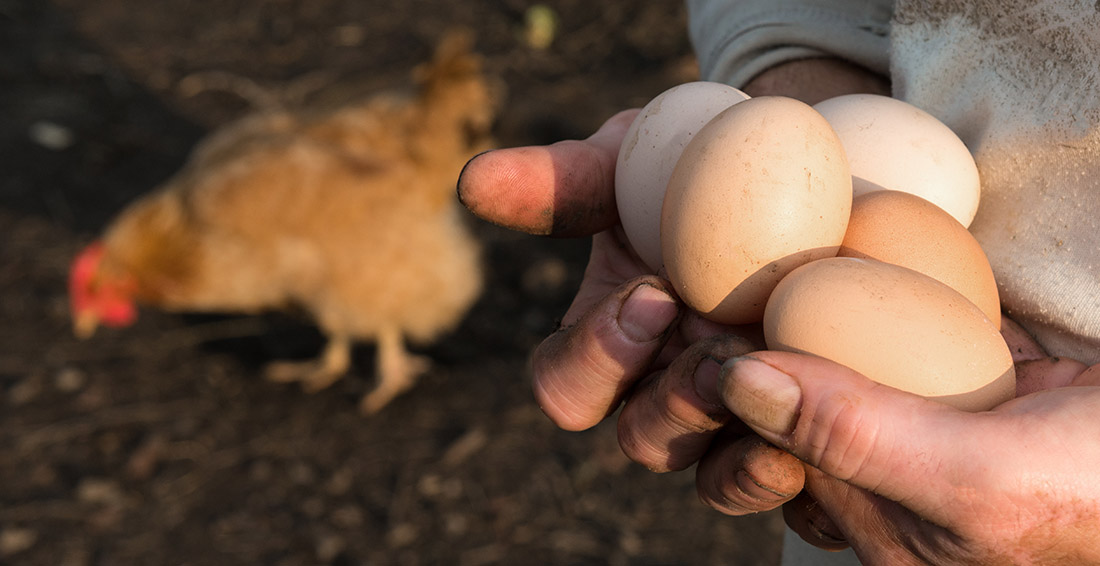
[
  {"left": 459, "top": 107, "right": 807, "bottom": 513},
  {"left": 717, "top": 318, "right": 1100, "bottom": 565},
  {"left": 457, "top": 59, "right": 893, "bottom": 513}
]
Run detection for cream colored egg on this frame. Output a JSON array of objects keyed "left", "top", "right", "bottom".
[
  {"left": 813, "top": 94, "right": 981, "bottom": 227},
  {"left": 661, "top": 96, "right": 852, "bottom": 325},
  {"left": 615, "top": 82, "right": 750, "bottom": 271},
  {"left": 764, "top": 257, "right": 1015, "bottom": 411}
]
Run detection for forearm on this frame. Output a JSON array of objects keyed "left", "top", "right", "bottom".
[
  {"left": 686, "top": 0, "right": 893, "bottom": 103},
  {"left": 741, "top": 57, "right": 890, "bottom": 105}
]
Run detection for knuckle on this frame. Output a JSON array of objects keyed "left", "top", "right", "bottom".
[{"left": 803, "top": 393, "right": 888, "bottom": 487}]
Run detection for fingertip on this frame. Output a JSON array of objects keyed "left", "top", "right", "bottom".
[
  {"left": 530, "top": 278, "right": 682, "bottom": 432},
  {"left": 457, "top": 147, "right": 556, "bottom": 236},
  {"left": 696, "top": 435, "right": 804, "bottom": 516},
  {"left": 782, "top": 491, "right": 851, "bottom": 552},
  {"left": 531, "top": 348, "right": 602, "bottom": 431},
  {"left": 1014, "top": 355, "right": 1088, "bottom": 396}
]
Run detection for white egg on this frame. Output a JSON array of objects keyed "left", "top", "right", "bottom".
[
  {"left": 615, "top": 81, "right": 750, "bottom": 271},
  {"left": 813, "top": 94, "right": 981, "bottom": 227}
]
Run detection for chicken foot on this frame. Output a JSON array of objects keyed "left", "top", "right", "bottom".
[
  {"left": 359, "top": 326, "right": 431, "bottom": 415},
  {"left": 264, "top": 335, "right": 352, "bottom": 393}
]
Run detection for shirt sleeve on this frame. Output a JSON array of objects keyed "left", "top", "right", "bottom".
[{"left": 686, "top": 0, "right": 895, "bottom": 87}]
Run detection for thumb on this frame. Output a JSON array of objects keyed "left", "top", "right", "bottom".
[
  {"left": 457, "top": 109, "right": 639, "bottom": 237},
  {"left": 719, "top": 351, "right": 984, "bottom": 528}
]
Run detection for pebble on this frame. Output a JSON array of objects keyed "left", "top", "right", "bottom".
[
  {"left": 386, "top": 523, "right": 418, "bottom": 548},
  {"left": 75, "top": 477, "right": 124, "bottom": 505},
  {"left": 28, "top": 121, "right": 75, "bottom": 151},
  {"left": 0, "top": 527, "right": 38, "bottom": 556},
  {"left": 54, "top": 366, "right": 87, "bottom": 393},
  {"left": 315, "top": 533, "right": 346, "bottom": 563},
  {"left": 521, "top": 257, "right": 569, "bottom": 298}
]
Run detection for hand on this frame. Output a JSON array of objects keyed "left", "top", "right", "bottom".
[
  {"left": 718, "top": 319, "right": 1100, "bottom": 565},
  {"left": 459, "top": 106, "right": 804, "bottom": 513},
  {"left": 457, "top": 60, "right": 892, "bottom": 515}
]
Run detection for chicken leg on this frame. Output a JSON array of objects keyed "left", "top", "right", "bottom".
[
  {"left": 264, "top": 334, "right": 352, "bottom": 393},
  {"left": 358, "top": 325, "right": 431, "bottom": 415}
]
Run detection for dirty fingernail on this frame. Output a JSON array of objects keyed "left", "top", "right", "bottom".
[
  {"left": 693, "top": 356, "right": 724, "bottom": 410},
  {"left": 618, "top": 283, "right": 678, "bottom": 343},
  {"left": 721, "top": 356, "right": 802, "bottom": 440}
]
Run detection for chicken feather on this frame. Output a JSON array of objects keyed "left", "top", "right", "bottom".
[{"left": 70, "top": 31, "right": 496, "bottom": 414}]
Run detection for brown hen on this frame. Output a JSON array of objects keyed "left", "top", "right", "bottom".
[{"left": 69, "top": 32, "right": 496, "bottom": 414}]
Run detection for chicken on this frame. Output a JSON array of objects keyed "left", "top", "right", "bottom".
[{"left": 68, "top": 31, "right": 496, "bottom": 414}]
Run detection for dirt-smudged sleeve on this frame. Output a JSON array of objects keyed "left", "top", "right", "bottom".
[{"left": 687, "top": 0, "right": 895, "bottom": 87}]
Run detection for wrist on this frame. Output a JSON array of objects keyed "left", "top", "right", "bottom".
[{"left": 742, "top": 58, "right": 890, "bottom": 105}]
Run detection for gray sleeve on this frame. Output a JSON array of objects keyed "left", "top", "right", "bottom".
[{"left": 687, "top": 0, "right": 895, "bottom": 87}]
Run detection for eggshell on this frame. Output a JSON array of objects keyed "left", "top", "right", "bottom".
[
  {"left": 839, "top": 190, "right": 1001, "bottom": 328},
  {"left": 813, "top": 94, "right": 981, "bottom": 227},
  {"left": 764, "top": 257, "right": 1015, "bottom": 411},
  {"left": 615, "top": 82, "right": 750, "bottom": 271},
  {"left": 661, "top": 96, "right": 851, "bottom": 325}
]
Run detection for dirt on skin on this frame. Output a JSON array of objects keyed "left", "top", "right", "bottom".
[{"left": 0, "top": 1, "right": 784, "bottom": 564}]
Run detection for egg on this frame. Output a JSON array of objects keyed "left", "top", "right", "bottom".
[
  {"left": 615, "top": 81, "right": 751, "bottom": 271},
  {"left": 839, "top": 190, "right": 1001, "bottom": 328},
  {"left": 813, "top": 94, "right": 981, "bottom": 227},
  {"left": 764, "top": 257, "right": 1015, "bottom": 411},
  {"left": 661, "top": 96, "right": 852, "bottom": 325}
]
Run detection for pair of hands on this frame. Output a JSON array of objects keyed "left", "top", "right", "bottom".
[{"left": 457, "top": 65, "right": 1100, "bottom": 564}]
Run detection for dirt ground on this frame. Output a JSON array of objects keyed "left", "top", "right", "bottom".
[{"left": 0, "top": 1, "right": 784, "bottom": 564}]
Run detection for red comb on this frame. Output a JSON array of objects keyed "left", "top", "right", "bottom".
[
  {"left": 69, "top": 242, "right": 137, "bottom": 327},
  {"left": 69, "top": 242, "right": 106, "bottom": 311}
]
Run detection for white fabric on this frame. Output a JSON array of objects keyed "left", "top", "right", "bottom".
[
  {"left": 892, "top": 0, "right": 1100, "bottom": 365},
  {"left": 687, "top": 0, "right": 894, "bottom": 87}
]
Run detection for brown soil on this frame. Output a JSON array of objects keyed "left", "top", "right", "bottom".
[{"left": 0, "top": 1, "right": 783, "bottom": 564}]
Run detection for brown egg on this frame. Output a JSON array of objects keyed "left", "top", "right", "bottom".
[
  {"left": 764, "top": 257, "right": 1015, "bottom": 411},
  {"left": 838, "top": 190, "right": 1001, "bottom": 328},
  {"left": 661, "top": 96, "right": 851, "bottom": 324}
]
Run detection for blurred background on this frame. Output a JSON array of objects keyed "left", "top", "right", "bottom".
[{"left": 0, "top": 1, "right": 783, "bottom": 564}]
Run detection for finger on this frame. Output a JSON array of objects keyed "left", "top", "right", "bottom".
[
  {"left": 1015, "top": 356, "right": 1087, "bottom": 396},
  {"left": 457, "top": 109, "right": 640, "bottom": 237},
  {"left": 718, "top": 351, "right": 984, "bottom": 527},
  {"left": 696, "top": 433, "right": 805, "bottom": 516},
  {"left": 782, "top": 489, "right": 850, "bottom": 551},
  {"left": 1074, "top": 363, "right": 1100, "bottom": 386},
  {"left": 559, "top": 229, "right": 655, "bottom": 328},
  {"left": 617, "top": 334, "right": 756, "bottom": 472},
  {"left": 531, "top": 276, "right": 680, "bottom": 431},
  {"left": 798, "top": 467, "right": 973, "bottom": 565},
  {"left": 1000, "top": 316, "right": 1048, "bottom": 362}
]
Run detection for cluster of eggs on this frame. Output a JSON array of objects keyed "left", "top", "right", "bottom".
[{"left": 615, "top": 83, "right": 1013, "bottom": 411}]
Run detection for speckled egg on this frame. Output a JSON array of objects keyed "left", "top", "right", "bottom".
[
  {"left": 615, "top": 81, "right": 750, "bottom": 271},
  {"left": 661, "top": 96, "right": 852, "bottom": 325}
]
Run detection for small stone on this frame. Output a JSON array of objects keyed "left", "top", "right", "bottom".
[
  {"left": 0, "top": 527, "right": 38, "bottom": 556},
  {"left": 387, "top": 523, "right": 418, "bottom": 548},
  {"left": 521, "top": 257, "right": 569, "bottom": 298},
  {"left": 315, "top": 533, "right": 346, "bottom": 563},
  {"left": 288, "top": 461, "right": 315, "bottom": 485},
  {"left": 329, "top": 504, "right": 364, "bottom": 529},
  {"left": 332, "top": 24, "right": 365, "bottom": 47},
  {"left": 324, "top": 466, "right": 354, "bottom": 495},
  {"left": 54, "top": 367, "right": 87, "bottom": 393},
  {"left": 76, "top": 478, "right": 124, "bottom": 505},
  {"left": 29, "top": 121, "right": 75, "bottom": 150}
]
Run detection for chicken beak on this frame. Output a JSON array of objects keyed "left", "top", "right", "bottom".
[{"left": 73, "top": 311, "right": 100, "bottom": 340}]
